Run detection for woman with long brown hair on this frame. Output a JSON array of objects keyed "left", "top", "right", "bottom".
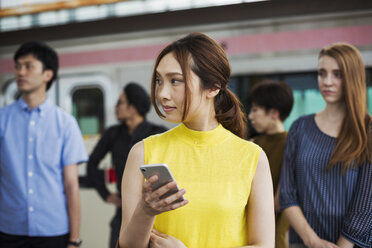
[
  {"left": 280, "top": 42, "right": 372, "bottom": 248},
  {"left": 117, "top": 32, "right": 275, "bottom": 248}
]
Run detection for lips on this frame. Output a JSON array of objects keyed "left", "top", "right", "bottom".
[
  {"left": 17, "top": 79, "right": 27, "bottom": 85},
  {"left": 323, "top": 90, "right": 335, "bottom": 95},
  {"left": 162, "top": 105, "right": 176, "bottom": 113}
]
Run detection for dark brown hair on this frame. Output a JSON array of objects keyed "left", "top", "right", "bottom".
[
  {"left": 150, "top": 32, "right": 247, "bottom": 139},
  {"left": 247, "top": 80, "right": 294, "bottom": 122},
  {"left": 319, "top": 42, "right": 372, "bottom": 170}
]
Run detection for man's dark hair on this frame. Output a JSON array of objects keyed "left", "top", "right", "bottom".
[
  {"left": 124, "top": 82, "right": 151, "bottom": 117},
  {"left": 247, "top": 80, "right": 294, "bottom": 122},
  {"left": 14, "top": 41, "right": 59, "bottom": 91}
]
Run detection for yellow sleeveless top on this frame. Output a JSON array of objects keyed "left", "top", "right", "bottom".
[{"left": 144, "top": 124, "right": 261, "bottom": 248}]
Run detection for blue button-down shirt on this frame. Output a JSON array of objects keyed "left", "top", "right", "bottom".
[{"left": 0, "top": 98, "right": 88, "bottom": 236}]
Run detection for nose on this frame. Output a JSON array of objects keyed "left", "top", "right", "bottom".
[
  {"left": 15, "top": 66, "right": 26, "bottom": 77},
  {"left": 248, "top": 111, "right": 253, "bottom": 120},
  {"left": 323, "top": 74, "right": 333, "bottom": 86},
  {"left": 157, "top": 81, "right": 170, "bottom": 101}
]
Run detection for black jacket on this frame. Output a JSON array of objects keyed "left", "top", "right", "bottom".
[{"left": 87, "top": 121, "right": 167, "bottom": 200}]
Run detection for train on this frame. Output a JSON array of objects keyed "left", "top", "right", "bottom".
[{"left": 0, "top": 0, "right": 372, "bottom": 247}]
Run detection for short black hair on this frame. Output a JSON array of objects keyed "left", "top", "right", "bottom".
[
  {"left": 14, "top": 41, "right": 59, "bottom": 91},
  {"left": 124, "top": 82, "right": 151, "bottom": 117},
  {"left": 247, "top": 80, "right": 294, "bottom": 122}
]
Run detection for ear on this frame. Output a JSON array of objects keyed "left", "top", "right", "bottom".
[
  {"left": 269, "top": 108, "right": 280, "bottom": 120},
  {"left": 206, "top": 87, "right": 220, "bottom": 99},
  {"left": 43, "top": 69, "right": 54, "bottom": 84},
  {"left": 128, "top": 104, "right": 138, "bottom": 115}
]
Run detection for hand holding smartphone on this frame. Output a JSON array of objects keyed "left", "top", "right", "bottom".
[{"left": 139, "top": 163, "right": 185, "bottom": 201}]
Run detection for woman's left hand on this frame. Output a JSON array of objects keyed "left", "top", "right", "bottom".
[{"left": 149, "top": 229, "right": 187, "bottom": 248}]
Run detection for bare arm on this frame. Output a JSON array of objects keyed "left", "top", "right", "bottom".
[
  {"left": 118, "top": 141, "right": 152, "bottom": 248},
  {"left": 283, "top": 206, "right": 318, "bottom": 245},
  {"left": 63, "top": 164, "right": 81, "bottom": 243},
  {"left": 244, "top": 150, "right": 275, "bottom": 248},
  {"left": 118, "top": 141, "right": 188, "bottom": 248},
  {"left": 283, "top": 206, "right": 339, "bottom": 248}
]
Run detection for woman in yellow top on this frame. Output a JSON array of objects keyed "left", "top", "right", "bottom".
[{"left": 117, "top": 32, "right": 275, "bottom": 248}]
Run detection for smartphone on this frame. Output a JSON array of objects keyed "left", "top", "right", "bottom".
[{"left": 139, "top": 163, "right": 185, "bottom": 201}]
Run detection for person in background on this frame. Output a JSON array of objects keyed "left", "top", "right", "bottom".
[
  {"left": 117, "top": 32, "right": 275, "bottom": 248},
  {"left": 280, "top": 42, "right": 372, "bottom": 248},
  {"left": 248, "top": 80, "right": 294, "bottom": 248},
  {"left": 0, "top": 41, "right": 88, "bottom": 248},
  {"left": 87, "top": 82, "right": 167, "bottom": 248}
]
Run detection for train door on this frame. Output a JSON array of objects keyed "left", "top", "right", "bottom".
[
  {"left": 57, "top": 74, "right": 116, "bottom": 184},
  {"left": 58, "top": 74, "right": 116, "bottom": 248}
]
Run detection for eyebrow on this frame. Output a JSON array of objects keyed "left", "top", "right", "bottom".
[
  {"left": 15, "top": 60, "right": 33, "bottom": 65},
  {"left": 156, "top": 71, "right": 183, "bottom": 77},
  {"left": 317, "top": 68, "right": 341, "bottom": 72}
]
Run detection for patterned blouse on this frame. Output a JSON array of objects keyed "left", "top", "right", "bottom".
[{"left": 279, "top": 114, "right": 372, "bottom": 248}]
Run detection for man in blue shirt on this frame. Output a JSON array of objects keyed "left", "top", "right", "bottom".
[{"left": 0, "top": 41, "right": 88, "bottom": 248}]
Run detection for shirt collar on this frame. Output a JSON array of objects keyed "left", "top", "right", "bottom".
[
  {"left": 131, "top": 120, "right": 149, "bottom": 136},
  {"left": 17, "top": 97, "right": 52, "bottom": 113}
]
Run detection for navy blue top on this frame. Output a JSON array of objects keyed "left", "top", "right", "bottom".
[{"left": 279, "top": 114, "right": 372, "bottom": 248}]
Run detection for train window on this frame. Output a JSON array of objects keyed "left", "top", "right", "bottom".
[
  {"left": 231, "top": 68, "right": 372, "bottom": 137},
  {"left": 72, "top": 87, "right": 104, "bottom": 135},
  {"left": 367, "top": 68, "right": 372, "bottom": 115}
]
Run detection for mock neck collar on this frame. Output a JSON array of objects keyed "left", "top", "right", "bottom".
[{"left": 175, "top": 123, "right": 229, "bottom": 146}]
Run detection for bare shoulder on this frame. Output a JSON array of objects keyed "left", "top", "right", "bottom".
[
  {"left": 257, "top": 149, "right": 268, "bottom": 165},
  {"left": 122, "top": 140, "right": 145, "bottom": 198},
  {"left": 129, "top": 141, "right": 144, "bottom": 160},
  {"left": 254, "top": 149, "right": 271, "bottom": 183},
  {"left": 124, "top": 141, "right": 145, "bottom": 175}
]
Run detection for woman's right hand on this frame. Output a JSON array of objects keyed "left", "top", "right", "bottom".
[
  {"left": 150, "top": 229, "right": 187, "bottom": 248},
  {"left": 140, "top": 175, "right": 189, "bottom": 216}
]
